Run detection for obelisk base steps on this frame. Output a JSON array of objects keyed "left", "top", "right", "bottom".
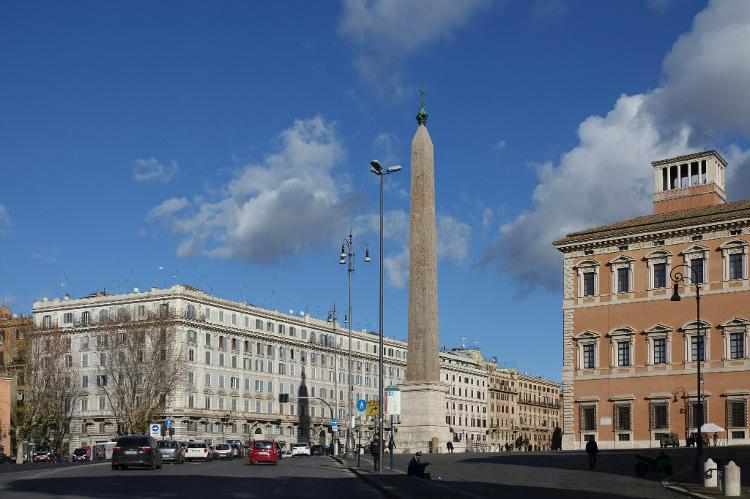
[{"left": 396, "top": 381, "right": 451, "bottom": 454}]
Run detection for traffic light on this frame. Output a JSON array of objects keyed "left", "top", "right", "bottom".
[
  {"left": 276, "top": 419, "right": 282, "bottom": 426},
  {"left": 169, "top": 427, "right": 174, "bottom": 437},
  {"left": 161, "top": 425, "right": 166, "bottom": 437},
  {"left": 278, "top": 393, "right": 289, "bottom": 403}
]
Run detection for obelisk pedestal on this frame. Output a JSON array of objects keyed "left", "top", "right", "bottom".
[{"left": 397, "top": 93, "right": 451, "bottom": 454}]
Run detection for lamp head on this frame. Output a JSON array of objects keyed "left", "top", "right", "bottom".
[
  {"left": 386, "top": 165, "right": 402, "bottom": 174},
  {"left": 340, "top": 245, "right": 346, "bottom": 259},
  {"left": 671, "top": 283, "right": 681, "bottom": 301},
  {"left": 364, "top": 248, "right": 371, "bottom": 263},
  {"left": 370, "top": 160, "right": 383, "bottom": 174}
]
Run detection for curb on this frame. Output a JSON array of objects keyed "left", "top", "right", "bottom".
[
  {"left": 661, "top": 481, "right": 714, "bottom": 499},
  {"left": 329, "top": 456, "right": 402, "bottom": 499}
]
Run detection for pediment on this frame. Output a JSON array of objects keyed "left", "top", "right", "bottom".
[
  {"left": 718, "top": 317, "right": 750, "bottom": 329},
  {"left": 719, "top": 239, "right": 748, "bottom": 249},
  {"left": 645, "top": 249, "right": 672, "bottom": 259},
  {"left": 574, "top": 259, "right": 600, "bottom": 269},
  {"left": 644, "top": 323, "right": 673, "bottom": 335},
  {"left": 681, "top": 245, "right": 709, "bottom": 255},
  {"left": 679, "top": 319, "right": 712, "bottom": 332},
  {"left": 573, "top": 330, "right": 600, "bottom": 340},
  {"left": 608, "top": 326, "right": 637, "bottom": 337},
  {"left": 609, "top": 255, "right": 634, "bottom": 265}
]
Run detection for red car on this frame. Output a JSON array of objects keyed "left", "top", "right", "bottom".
[{"left": 249, "top": 440, "right": 278, "bottom": 465}]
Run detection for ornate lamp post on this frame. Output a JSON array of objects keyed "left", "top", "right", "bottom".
[
  {"left": 670, "top": 264, "right": 703, "bottom": 474},
  {"left": 340, "top": 232, "right": 370, "bottom": 457},
  {"left": 327, "top": 304, "right": 340, "bottom": 456},
  {"left": 370, "top": 159, "right": 401, "bottom": 474}
]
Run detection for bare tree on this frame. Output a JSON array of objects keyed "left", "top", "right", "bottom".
[
  {"left": 18, "top": 326, "right": 80, "bottom": 455},
  {"left": 98, "top": 310, "right": 185, "bottom": 435}
]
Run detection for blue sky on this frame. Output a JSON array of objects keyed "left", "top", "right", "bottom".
[{"left": 2, "top": 0, "right": 750, "bottom": 381}]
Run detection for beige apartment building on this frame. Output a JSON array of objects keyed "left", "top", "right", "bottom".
[
  {"left": 487, "top": 368, "right": 561, "bottom": 451},
  {"left": 555, "top": 151, "right": 750, "bottom": 450}
]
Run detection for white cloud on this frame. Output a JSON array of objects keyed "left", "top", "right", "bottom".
[
  {"left": 132, "top": 158, "right": 179, "bottom": 183},
  {"left": 437, "top": 215, "right": 471, "bottom": 263},
  {"left": 338, "top": 0, "right": 491, "bottom": 99},
  {"left": 0, "top": 204, "right": 10, "bottom": 236},
  {"left": 146, "top": 197, "right": 190, "bottom": 220},
  {"left": 481, "top": 0, "right": 750, "bottom": 293},
  {"left": 31, "top": 246, "right": 60, "bottom": 263},
  {"left": 495, "top": 139, "right": 507, "bottom": 151},
  {"left": 150, "top": 117, "right": 348, "bottom": 263}
]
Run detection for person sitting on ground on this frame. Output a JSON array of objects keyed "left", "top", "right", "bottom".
[{"left": 407, "top": 451, "right": 431, "bottom": 480}]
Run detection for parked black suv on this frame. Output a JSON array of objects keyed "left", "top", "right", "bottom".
[{"left": 112, "top": 435, "right": 162, "bottom": 470}]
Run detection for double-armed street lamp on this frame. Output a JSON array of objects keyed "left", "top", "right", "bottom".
[
  {"left": 340, "top": 232, "right": 371, "bottom": 457},
  {"left": 369, "top": 159, "right": 402, "bottom": 474},
  {"left": 670, "top": 264, "right": 704, "bottom": 475}
]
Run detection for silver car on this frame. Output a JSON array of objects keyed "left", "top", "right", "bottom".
[
  {"left": 213, "top": 443, "right": 234, "bottom": 459},
  {"left": 157, "top": 440, "right": 184, "bottom": 464}
]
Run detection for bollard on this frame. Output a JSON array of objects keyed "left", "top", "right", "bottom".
[
  {"left": 704, "top": 458, "right": 717, "bottom": 488},
  {"left": 723, "top": 461, "right": 741, "bottom": 497}
]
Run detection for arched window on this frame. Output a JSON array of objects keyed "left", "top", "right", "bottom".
[{"left": 186, "top": 304, "right": 196, "bottom": 319}]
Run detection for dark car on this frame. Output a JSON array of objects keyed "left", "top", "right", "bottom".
[
  {"left": 112, "top": 435, "right": 162, "bottom": 470},
  {"left": 32, "top": 446, "right": 52, "bottom": 463},
  {"left": 310, "top": 445, "right": 326, "bottom": 456},
  {"left": 157, "top": 440, "right": 184, "bottom": 464},
  {"left": 660, "top": 433, "right": 680, "bottom": 448},
  {"left": 71, "top": 448, "right": 89, "bottom": 462}
]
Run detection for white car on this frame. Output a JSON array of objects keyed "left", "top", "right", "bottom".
[
  {"left": 291, "top": 443, "right": 311, "bottom": 457},
  {"left": 185, "top": 442, "right": 213, "bottom": 461}
]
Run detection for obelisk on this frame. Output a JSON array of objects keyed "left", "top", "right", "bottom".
[{"left": 398, "top": 90, "right": 450, "bottom": 454}]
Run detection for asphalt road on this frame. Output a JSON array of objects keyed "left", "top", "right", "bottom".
[{"left": 0, "top": 455, "right": 385, "bottom": 499}]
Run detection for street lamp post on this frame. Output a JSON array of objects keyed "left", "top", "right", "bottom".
[
  {"left": 670, "top": 264, "right": 703, "bottom": 475},
  {"left": 370, "top": 159, "right": 401, "bottom": 474},
  {"left": 327, "top": 305, "right": 340, "bottom": 457},
  {"left": 340, "top": 232, "right": 371, "bottom": 458}
]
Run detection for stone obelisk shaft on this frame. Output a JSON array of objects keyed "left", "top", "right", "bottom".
[{"left": 407, "top": 123, "right": 439, "bottom": 383}]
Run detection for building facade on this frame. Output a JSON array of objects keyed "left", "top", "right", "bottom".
[
  {"left": 555, "top": 151, "right": 750, "bottom": 450},
  {"left": 32, "top": 285, "right": 407, "bottom": 450},
  {"left": 0, "top": 306, "right": 29, "bottom": 456},
  {"left": 441, "top": 348, "right": 490, "bottom": 451}
]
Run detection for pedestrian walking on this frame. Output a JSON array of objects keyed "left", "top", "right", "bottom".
[
  {"left": 446, "top": 441, "right": 454, "bottom": 453},
  {"left": 713, "top": 432, "right": 718, "bottom": 447},
  {"left": 585, "top": 438, "right": 598, "bottom": 470},
  {"left": 371, "top": 435, "right": 381, "bottom": 471}
]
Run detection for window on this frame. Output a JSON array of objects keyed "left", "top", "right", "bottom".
[
  {"left": 256, "top": 319, "right": 263, "bottom": 330},
  {"left": 204, "top": 373, "right": 211, "bottom": 386},
  {"left": 617, "top": 341, "right": 630, "bottom": 367},
  {"left": 730, "top": 332, "right": 745, "bottom": 359},
  {"left": 205, "top": 351, "right": 211, "bottom": 365},
  {"left": 205, "top": 333, "right": 211, "bottom": 346},
  {"left": 82, "top": 375, "right": 88, "bottom": 388},
  {"left": 63, "top": 312, "right": 73, "bottom": 324},
  {"left": 98, "top": 310, "right": 108, "bottom": 323},
  {"left": 614, "top": 404, "right": 631, "bottom": 431},
  {"left": 730, "top": 253, "right": 743, "bottom": 279},
  {"left": 96, "top": 375, "right": 107, "bottom": 387},
  {"left": 219, "top": 311, "right": 224, "bottom": 322},
  {"left": 653, "top": 263, "right": 667, "bottom": 288},
  {"left": 583, "top": 273, "right": 595, "bottom": 296},
  {"left": 188, "top": 349, "right": 195, "bottom": 362},
  {"left": 691, "top": 335, "right": 705, "bottom": 362},
  {"left": 728, "top": 400, "right": 747, "bottom": 428},
  {"left": 80, "top": 335, "right": 89, "bottom": 349},
  {"left": 688, "top": 401, "right": 707, "bottom": 429},
  {"left": 583, "top": 345, "right": 594, "bottom": 369},
  {"left": 81, "top": 311, "right": 90, "bottom": 325},
  {"left": 722, "top": 241, "right": 747, "bottom": 281},
  {"left": 650, "top": 402, "right": 668, "bottom": 430},
  {"left": 580, "top": 405, "right": 596, "bottom": 431},
  {"left": 187, "top": 330, "right": 197, "bottom": 345},
  {"left": 186, "top": 304, "right": 196, "bottom": 319},
  {"left": 617, "top": 268, "right": 630, "bottom": 293},
  {"left": 650, "top": 338, "right": 666, "bottom": 364},
  {"left": 691, "top": 257, "right": 705, "bottom": 284},
  {"left": 81, "top": 353, "right": 88, "bottom": 367}
]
